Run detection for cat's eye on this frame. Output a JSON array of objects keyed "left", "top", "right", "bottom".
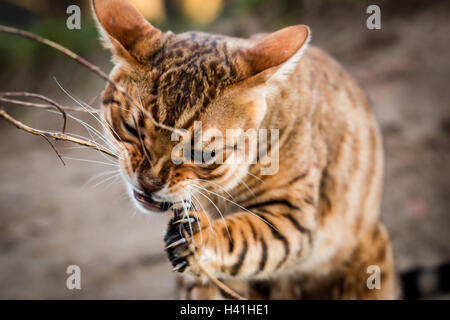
[{"left": 121, "top": 118, "right": 139, "bottom": 138}]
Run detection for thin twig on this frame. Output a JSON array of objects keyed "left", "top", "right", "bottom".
[
  {"left": 0, "top": 25, "right": 111, "bottom": 82},
  {"left": 181, "top": 228, "right": 247, "bottom": 300},
  {"left": 0, "top": 24, "right": 181, "bottom": 135},
  {"left": 0, "top": 92, "right": 69, "bottom": 132},
  {"left": 0, "top": 109, "right": 117, "bottom": 159},
  {"left": 0, "top": 96, "right": 99, "bottom": 113}
]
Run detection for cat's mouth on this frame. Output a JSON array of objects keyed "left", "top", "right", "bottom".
[{"left": 133, "top": 189, "right": 172, "bottom": 212}]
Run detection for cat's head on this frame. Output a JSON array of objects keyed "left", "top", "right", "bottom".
[{"left": 92, "top": 0, "right": 310, "bottom": 213}]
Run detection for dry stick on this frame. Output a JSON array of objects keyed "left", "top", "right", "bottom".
[
  {"left": 0, "top": 25, "right": 111, "bottom": 84},
  {"left": 0, "top": 96, "right": 98, "bottom": 113},
  {"left": 0, "top": 94, "right": 102, "bottom": 165},
  {"left": 0, "top": 25, "right": 124, "bottom": 164},
  {"left": 180, "top": 228, "right": 247, "bottom": 300},
  {"left": 0, "top": 92, "right": 101, "bottom": 166},
  {"left": 0, "top": 25, "right": 238, "bottom": 298},
  {"left": 0, "top": 109, "right": 117, "bottom": 159},
  {"left": 0, "top": 25, "right": 179, "bottom": 135},
  {"left": 0, "top": 92, "right": 69, "bottom": 133},
  {"left": 0, "top": 107, "right": 62, "bottom": 166}
]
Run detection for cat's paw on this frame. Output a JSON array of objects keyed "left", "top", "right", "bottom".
[{"left": 164, "top": 206, "right": 209, "bottom": 274}]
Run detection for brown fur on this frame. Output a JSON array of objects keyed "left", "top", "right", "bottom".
[{"left": 93, "top": 0, "right": 396, "bottom": 299}]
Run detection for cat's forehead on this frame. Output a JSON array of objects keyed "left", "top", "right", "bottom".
[
  {"left": 159, "top": 31, "right": 241, "bottom": 61},
  {"left": 140, "top": 32, "right": 246, "bottom": 128},
  {"left": 152, "top": 32, "right": 237, "bottom": 80}
]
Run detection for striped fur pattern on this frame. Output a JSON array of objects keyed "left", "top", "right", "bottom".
[{"left": 93, "top": 0, "right": 397, "bottom": 299}]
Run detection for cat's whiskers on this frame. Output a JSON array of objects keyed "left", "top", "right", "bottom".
[
  {"left": 53, "top": 79, "right": 124, "bottom": 162},
  {"left": 54, "top": 78, "right": 123, "bottom": 144},
  {"left": 86, "top": 168, "right": 121, "bottom": 184},
  {"left": 191, "top": 194, "right": 221, "bottom": 253},
  {"left": 189, "top": 181, "right": 230, "bottom": 210},
  {"left": 239, "top": 179, "right": 256, "bottom": 198},
  {"left": 90, "top": 171, "right": 121, "bottom": 189},
  {"left": 180, "top": 191, "right": 196, "bottom": 242},
  {"left": 189, "top": 193, "right": 206, "bottom": 245},
  {"left": 63, "top": 141, "right": 117, "bottom": 157},
  {"left": 51, "top": 108, "right": 120, "bottom": 154},
  {"left": 78, "top": 168, "right": 121, "bottom": 190},
  {"left": 47, "top": 109, "right": 121, "bottom": 161},
  {"left": 189, "top": 182, "right": 278, "bottom": 232},
  {"left": 189, "top": 190, "right": 216, "bottom": 238},
  {"left": 61, "top": 156, "right": 119, "bottom": 167},
  {"left": 188, "top": 178, "right": 234, "bottom": 200},
  {"left": 242, "top": 168, "right": 264, "bottom": 183},
  {"left": 45, "top": 108, "right": 120, "bottom": 159},
  {"left": 187, "top": 184, "right": 232, "bottom": 241}
]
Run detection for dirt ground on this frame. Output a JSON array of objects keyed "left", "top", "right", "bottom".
[{"left": 0, "top": 2, "right": 449, "bottom": 299}]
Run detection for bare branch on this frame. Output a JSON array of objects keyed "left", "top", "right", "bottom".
[
  {"left": 0, "top": 25, "right": 110, "bottom": 82},
  {"left": 41, "top": 135, "right": 66, "bottom": 166},
  {"left": 0, "top": 96, "right": 99, "bottom": 113},
  {"left": 0, "top": 109, "right": 118, "bottom": 159},
  {"left": 0, "top": 24, "right": 183, "bottom": 135},
  {"left": 0, "top": 92, "right": 70, "bottom": 132}
]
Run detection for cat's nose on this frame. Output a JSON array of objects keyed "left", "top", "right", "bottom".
[{"left": 137, "top": 174, "right": 164, "bottom": 194}]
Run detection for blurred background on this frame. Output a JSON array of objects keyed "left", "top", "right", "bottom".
[{"left": 0, "top": 0, "right": 449, "bottom": 299}]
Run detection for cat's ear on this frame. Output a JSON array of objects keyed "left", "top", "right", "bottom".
[
  {"left": 238, "top": 25, "right": 311, "bottom": 80},
  {"left": 91, "top": 0, "right": 163, "bottom": 65}
]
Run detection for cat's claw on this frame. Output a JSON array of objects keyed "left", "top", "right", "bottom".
[
  {"left": 164, "top": 212, "right": 200, "bottom": 273},
  {"left": 165, "top": 238, "right": 186, "bottom": 249},
  {"left": 173, "top": 261, "right": 187, "bottom": 272}
]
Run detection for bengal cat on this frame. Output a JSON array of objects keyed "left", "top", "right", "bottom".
[{"left": 93, "top": 0, "right": 397, "bottom": 299}]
